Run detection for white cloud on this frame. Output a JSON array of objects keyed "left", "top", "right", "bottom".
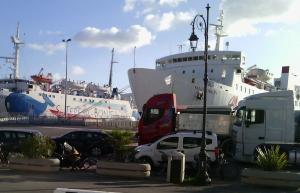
[
  {"left": 28, "top": 42, "right": 64, "bottom": 54},
  {"left": 221, "top": 0, "right": 300, "bottom": 37},
  {"left": 144, "top": 11, "right": 194, "bottom": 32},
  {"left": 74, "top": 25, "right": 154, "bottom": 52},
  {"left": 159, "top": 0, "right": 186, "bottom": 7},
  {"left": 71, "top": 66, "right": 85, "bottom": 76},
  {"left": 123, "top": 0, "right": 136, "bottom": 12}
]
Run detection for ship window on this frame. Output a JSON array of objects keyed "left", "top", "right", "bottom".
[
  {"left": 178, "top": 58, "right": 182, "bottom": 62},
  {"left": 240, "top": 86, "right": 243, "bottom": 92},
  {"left": 188, "top": 57, "right": 192, "bottom": 61},
  {"left": 84, "top": 99, "right": 87, "bottom": 102},
  {"left": 192, "top": 78, "right": 195, "bottom": 83},
  {"left": 173, "top": 58, "right": 178, "bottom": 63},
  {"left": 193, "top": 56, "right": 198, "bottom": 60},
  {"left": 80, "top": 98, "right": 82, "bottom": 102},
  {"left": 73, "top": 98, "right": 76, "bottom": 101},
  {"left": 183, "top": 57, "right": 187, "bottom": 62},
  {"left": 211, "top": 69, "right": 213, "bottom": 73},
  {"left": 208, "top": 55, "right": 211, "bottom": 60},
  {"left": 236, "top": 69, "right": 241, "bottom": 74},
  {"left": 192, "top": 69, "right": 195, "bottom": 73},
  {"left": 232, "top": 55, "right": 241, "bottom": 60},
  {"left": 244, "top": 87, "right": 247, "bottom": 93},
  {"left": 48, "top": 95, "right": 51, "bottom": 98},
  {"left": 39, "top": 93, "right": 42, "bottom": 96},
  {"left": 213, "top": 55, "right": 217, "bottom": 60},
  {"left": 182, "top": 70, "right": 186, "bottom": 74},
  {"left": 248, "top": 89, "right": 251, "bottom": 94},
  {"left": 168, "top": 59, "right": 172, "bottom": 63},
  {"left": 52, "top": 95, "right": 55, "bottom": 98},
  {"left": 199, "top": 56, "right": 204, "bottom": 60}
]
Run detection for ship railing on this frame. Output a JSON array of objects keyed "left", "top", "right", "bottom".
[{"left": 0, "top": 114, "right": 138, "bottom": 131}]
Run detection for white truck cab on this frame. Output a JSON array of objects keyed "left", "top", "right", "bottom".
[{"left": 232, "top": 90, "right": 300, "bottom": 162}]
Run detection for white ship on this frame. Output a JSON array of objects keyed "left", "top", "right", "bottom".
[
  {"left": 128, "top": 12, "right": 300, "bottom": 112},
  {"left": 0, "top": 25, "right": 136, "bottom": 120}
]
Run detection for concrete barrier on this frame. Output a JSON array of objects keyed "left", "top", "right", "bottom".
[
  {"left": 241, "top": 168, "right": 300, "bottom": 188},
  {"left": 96, "top": 161, "right": 151, "bottom": 178},
  {"left": 9, "top": 157, "right": 60, "bottom": 172}
]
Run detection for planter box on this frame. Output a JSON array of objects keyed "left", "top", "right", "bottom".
[
  {"left": 9, "top": 157, "right": 60, "bottom": 172},
  {"left": 241, "top": 168, "right": 300, "bottom": 188},
  {"left": 96, "top": 161, "right": 151, "bottom": 178}
]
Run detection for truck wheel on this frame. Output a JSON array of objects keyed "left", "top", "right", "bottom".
[{"left": 138, "top": 157, "right": 153, "bottom": 168}]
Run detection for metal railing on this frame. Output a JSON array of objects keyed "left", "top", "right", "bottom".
[{"left": 0, "top": 114, "right": 138, "bottom": 131}]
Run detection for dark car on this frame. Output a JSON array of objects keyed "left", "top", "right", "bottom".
[
  {"left": 0, "top": 129, "right": 42, "bottom": 156},
  {"left": 52, "top": 129, "right": 114, "bottom": 157}
]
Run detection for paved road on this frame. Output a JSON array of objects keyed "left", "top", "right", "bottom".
[{"left": 0, "top": 168, "right": 299, "bottom": 193}]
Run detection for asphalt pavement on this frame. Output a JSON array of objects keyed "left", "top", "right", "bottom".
[{"left": 0, "top": 167, "right": 299, "bottom": 193}]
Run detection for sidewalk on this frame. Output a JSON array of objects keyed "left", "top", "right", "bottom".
[{"left": 0, "top": 168, "right": 298, "bottom": 193}]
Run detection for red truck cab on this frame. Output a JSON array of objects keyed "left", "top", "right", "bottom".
[{"left": 138, "top": 93, "right": 176, "bottom": 145}]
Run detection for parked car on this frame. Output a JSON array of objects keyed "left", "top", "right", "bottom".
[
  {"left": 52, "top": 129, "right": 114, "bottom": 157},
  {"left": 0, "top": 129, "right": 42, "bottom": 156},
  {"left": 134, "top": 131, "right": 219, "bottom": 167}
]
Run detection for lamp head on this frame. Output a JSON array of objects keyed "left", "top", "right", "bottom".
[{"left": 189, "top": 32, "right": 199, "bottom": 51}]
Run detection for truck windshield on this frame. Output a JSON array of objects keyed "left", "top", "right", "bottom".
[{"left": 143, "top": 108, "right": 164, "bottom": 125}]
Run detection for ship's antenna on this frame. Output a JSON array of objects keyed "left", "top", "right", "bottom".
[
  {"left": 210, "top": 10, "right": 227, "bottom": 51},
  {"left": 0, "top": 22, "right": 23, "bottom": 79},
  {"left": 177, "top": 44, "right": 185, "bottom": 53},
  {"left": 108, "top": 48, "right": 118, "bottom": 91}
]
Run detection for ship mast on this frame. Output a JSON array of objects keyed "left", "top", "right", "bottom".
[
  {"left": 0, "top": 23, "right": 23, "bottom": 79},
  {"left": 210, "top": 11, "right": 227, "bottom": 51},
  {"left": 108, "top": 48, "right": 118, "bottom": 91}
]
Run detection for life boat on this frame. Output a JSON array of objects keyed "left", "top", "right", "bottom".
[{"left": 31, "top": 74, "right": 53, "bottom": 84}]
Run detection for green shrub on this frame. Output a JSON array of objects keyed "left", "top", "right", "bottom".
[
  {"left": 21, "top": 136, "right": 56, "bottom": 159},
  {"left": 110, "top": 130, "right": 134, "bottom": 161},
  {"left": 256, "top": 145, "right": 287, "bottom": 171}
]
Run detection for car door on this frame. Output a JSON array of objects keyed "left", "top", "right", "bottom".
[
  {"left": 243, "top": 109, "right": 265, "bottom": 156},
  {"left": 15, "top": 132, "right": 31, "bottom": 152},
  {"left": 152, "top": 136, "right": 179, "bottom": 164},
  {"left": 182, "top": 136, "right": 201, "bottom": 163},
  {"left": 182, "top": 136, "right": 215, "bottom": 163}
]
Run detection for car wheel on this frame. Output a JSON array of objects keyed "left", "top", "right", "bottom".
[
  {"left": 90, "top": 147, "right": 102, "bottom": 157},
  {"left": 81, "top": 157, "right": 98, "bottom": 170},
  {"left": 138, "top": 156, "right": 153, "bottom": 168}
]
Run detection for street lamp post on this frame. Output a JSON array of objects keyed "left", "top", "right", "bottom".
[
  {"left": 189, "top": 4, "right": 211, "bottom": 185},
  {"left": 62, "top": 38, "right": 71, "bottom": 120}
]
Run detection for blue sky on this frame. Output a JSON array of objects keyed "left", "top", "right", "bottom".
[{"left": 1, "top": 0, "right": 300, "bottom": 92}]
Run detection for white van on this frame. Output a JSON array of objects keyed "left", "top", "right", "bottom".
[{"left": 134, "top": 131, "right": 219, "bottom": 167}]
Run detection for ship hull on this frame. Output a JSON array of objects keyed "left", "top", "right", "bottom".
[
  {"left": 0, "top": 89, "right": 133, "bottom": 119},
  {"left": 128, "top": 68, "right": 239, "bottom": 112}
]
